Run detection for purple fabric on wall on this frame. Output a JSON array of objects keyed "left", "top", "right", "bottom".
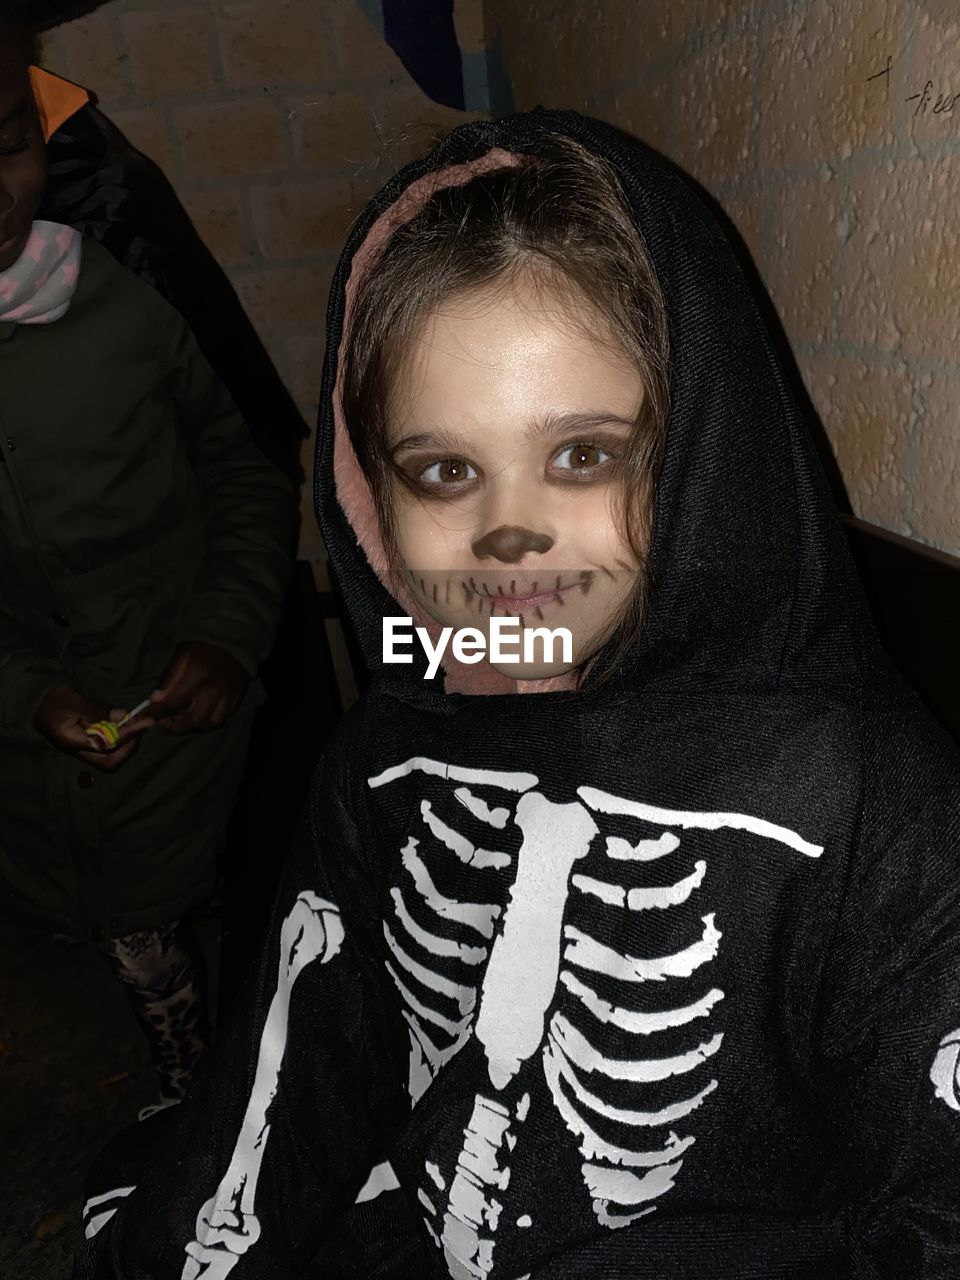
[{"left": 381, "top": 0, "right": 465, "bottom": 110}]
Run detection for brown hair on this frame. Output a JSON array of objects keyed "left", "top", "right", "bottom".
[{"left": 341, "top": 131, "right": 671, "bottom": 680}]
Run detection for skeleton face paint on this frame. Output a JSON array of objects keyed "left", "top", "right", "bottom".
[{"left": 386, "top": 275, "right": 644, "bottom": 680}]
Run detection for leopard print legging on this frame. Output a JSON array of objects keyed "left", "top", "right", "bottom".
[{"left": 106, "top": 920, "right": 209, "bottom": 1101}]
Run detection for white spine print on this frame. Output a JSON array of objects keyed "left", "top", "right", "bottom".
[
  {"left": 475, "top": 794, "right": 599, "bottom": 1090},
  {"left": 181, "top": 893, "right": 344, "bottom": 1280},
  {"left": 439, "top": 796, "right": 597, "bottom": 1279},
  {"left": 367, "top": 755, "right": 823, "bottom": 1276},
  {"left": 440, "top": 1095, "right": 516, "bottom": 1280}
]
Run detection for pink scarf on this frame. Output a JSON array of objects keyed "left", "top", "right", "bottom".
[{"left": 0, "top": 221, "right": 82, "bottom": 324}]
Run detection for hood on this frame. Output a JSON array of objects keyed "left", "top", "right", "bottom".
[{"left": 314, "top": 109, "right": 873, "bottom": 710}]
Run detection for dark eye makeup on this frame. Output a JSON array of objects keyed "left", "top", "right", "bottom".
[
  {"left": 395, "top": 456, "right": 477, "bottom": 498},
  {"left": 550, "top": 441, "right": 618, "bottom": 478},
  {"left": 394, "top": 435, "right": 624, "bottom": 498}
]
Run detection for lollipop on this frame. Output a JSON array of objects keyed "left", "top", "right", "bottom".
[
  {"left": 85, "top": 719, "right": 121, "bottom": 750},
  {"left": 84, "top": 698, "right": 153, "bottom": 751}
]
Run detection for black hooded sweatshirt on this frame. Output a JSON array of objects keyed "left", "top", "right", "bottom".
[{"left": 73, "top": 110, "right": 960, "bottom": 1280}]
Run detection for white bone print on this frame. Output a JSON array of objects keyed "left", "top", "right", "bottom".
[
  {"left": 181, "top": 893, "right": 344, "bottom": 1280},
  {"left": 368, "top": 756, "right": 823, "bottom": 1278},
  {"left": 439, "top": 796, "right": 599, "bottom": 1279},
  {"left": 475, "top": 793, "right": 599, "bottom": 1090},
  {"left": 930, "top": 1027, "right": 960, "bottom": 1110},
  {"left": 368, "top": 758, "right": 537, "bottom": 1111}
]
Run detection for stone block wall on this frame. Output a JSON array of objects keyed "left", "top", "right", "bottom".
[
  {"left": 486, "top": 0, "right": 960, "bottom": 553},
  {"left": 42, "top": 0, "right": 483, "bottom": 556},
  {"left": 41, "top": 2, "right": 960, "bottom": 556}
]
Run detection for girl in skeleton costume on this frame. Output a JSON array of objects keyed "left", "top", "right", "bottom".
[{"left": 75, "top": 111, "right": 960, "bottom": 1280}]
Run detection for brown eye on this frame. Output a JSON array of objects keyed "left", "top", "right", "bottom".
[
  {"left": 420, "top": 458, "right": 477, "bottom": 486},
  {"left": 551, "top": 442, "right": 613, "bottom": 474}
]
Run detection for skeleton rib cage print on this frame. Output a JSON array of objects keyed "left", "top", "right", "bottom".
[
  {"left": 169, "top": 751, "right": 825, "bottom": 1280},
  {"left": 366, "top": 755, "right": 824, "bottom": 1280}
]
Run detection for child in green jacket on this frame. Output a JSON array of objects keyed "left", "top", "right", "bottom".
[{"left": 0, "top": 20, "right": 298, "bottom": 1108}]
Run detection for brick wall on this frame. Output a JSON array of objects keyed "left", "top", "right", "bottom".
[
  {"left": 42, "top": 0, "right": 483, "bottom": 558},
  {"left": 43, "top": 3, "right": 959, "bottom": 556},
  {"left": 485, "top": 0, "right": 960, "bottom": 555}
]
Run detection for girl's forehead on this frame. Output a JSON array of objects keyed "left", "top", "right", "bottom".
[
  {"left": 433, "top": 272, "right": 618, "bottom": 342},
  {"left": 391, "top": 278, "right": 644, "bottom": 431}
]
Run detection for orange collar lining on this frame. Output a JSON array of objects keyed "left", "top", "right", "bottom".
[{"left": 29, "top": 66, "right": 90, "bottom": 142}]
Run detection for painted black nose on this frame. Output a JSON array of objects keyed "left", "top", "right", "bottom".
[{"left": 471, "top": 525, "right": 555, "bottom": 563}]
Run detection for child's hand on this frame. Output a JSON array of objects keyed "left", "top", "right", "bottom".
[
  {"left": 150, "top": 642, "right": 250, "bottom": 735},
  {"left": 33, "top": 685, "right": 152, "bottom": 771}
]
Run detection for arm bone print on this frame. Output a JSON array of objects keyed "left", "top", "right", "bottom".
[{"left": 181, "top": 893, "right": 344, "bottom": 1280}]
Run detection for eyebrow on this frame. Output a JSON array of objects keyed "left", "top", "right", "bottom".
[
  {"left": 0, "top": 100, "right": 28, "bottom": 132},
  {"left": 527, "top": 410, "right": 638, "bottom": 441},
  {"left": 391, "top": 411, "right": 637, "bottom": 456},
  {"left": 390, "top": 428, "right": 471, "bottom": 456}
]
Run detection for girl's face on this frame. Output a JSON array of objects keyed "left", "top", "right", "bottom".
[
  {"left": 0, "top": 36, "right": 47, "bottom": 273},
  {"left": 387, "top": 274, "right": 645, "bottom": 680}
]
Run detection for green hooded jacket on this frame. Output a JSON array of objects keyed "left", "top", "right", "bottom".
[{"left": 0, "top": 236, "right": 298, "bottom": 942}]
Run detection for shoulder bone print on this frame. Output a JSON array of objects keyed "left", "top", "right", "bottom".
[{"left": 368, "top": 757, "right": 823, "bottom": 1280}]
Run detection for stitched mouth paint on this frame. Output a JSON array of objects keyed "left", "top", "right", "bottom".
[{"left": 462, "top": 572, "right": 591, "bottom": 615}]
